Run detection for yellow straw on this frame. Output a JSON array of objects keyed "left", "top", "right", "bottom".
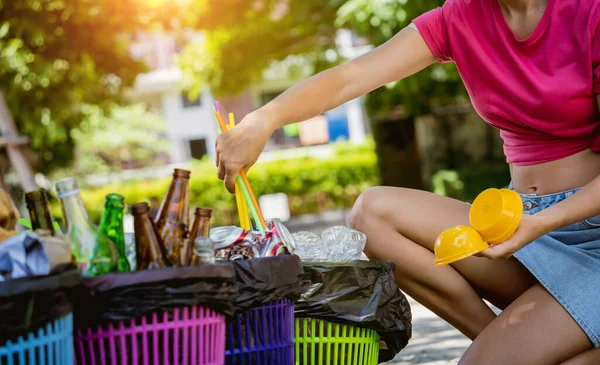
[
  {"left": 228, "top": 113, "right": 235, "bottom": 128},
  {"left": 228, "top": 114, "right": 252, "bottom": 230}
]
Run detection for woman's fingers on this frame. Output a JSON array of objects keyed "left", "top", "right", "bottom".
[
  {"left": 224, "top": 166, "right": 238, "bottom": 194},
  {"left": 215, "top": 113, "right": 272, "bottom": 194},
  {"left": 217, "top": 160, "right": 226, "bottom": 180}
]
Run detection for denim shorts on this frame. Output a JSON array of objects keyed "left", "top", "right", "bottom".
[{"left": 509, "top": 186, "right": 600, "bottom": 347}]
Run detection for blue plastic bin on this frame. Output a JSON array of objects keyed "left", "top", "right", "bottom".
[
  {"left": 225, "top": 300, "right": 294, "bottom": 365},
  {"left": 0, "top": 313, "right": 74, "bottom": 365}
]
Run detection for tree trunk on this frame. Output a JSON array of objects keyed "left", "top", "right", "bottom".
[
  {"left": 0, "top": 91, "right": 37, "bottom": 192},
  {"left": 371, "top": 114, "right": 424, "bottom": 189}
]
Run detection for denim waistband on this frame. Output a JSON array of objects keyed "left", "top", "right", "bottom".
[{"left": 508, "top": 182, "right": 581, "bottom": 213}]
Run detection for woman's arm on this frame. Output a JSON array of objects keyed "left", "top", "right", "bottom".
[
  {"left": 480, "top": 95, "right": 600, "bottom": 260},
  {"left": 216, "top": 27, "right": 436, "bottom": 192},
  {"left": 261, "top": 27, "right": 436, "bottom": 131},
  {"left": 538, "top": 175, "right": 600, "bottom": 230},
  {"left": 527, "top": 95, "right": 600, "bottom": 229}
]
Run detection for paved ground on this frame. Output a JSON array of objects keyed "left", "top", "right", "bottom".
[
  {"left": 286, "top": 211, "right": 471, "bottom": 364},
  {"left": 386, "top": 297, "right": 469, "bottom": 364}
]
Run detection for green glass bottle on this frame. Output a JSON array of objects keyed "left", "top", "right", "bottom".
[
  {"left": 55, "top": 178, "right": 118, "bottom": 277},
  {"left": 98, "top": 194, "right": 131, "bottom": 272},
  {"left": 25, "top": 189, "right": 55, "bottom": 234}
]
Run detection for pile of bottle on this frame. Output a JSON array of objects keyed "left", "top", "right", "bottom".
[{"left": 25, "top": 168, "right": 214, "bottom": 277}]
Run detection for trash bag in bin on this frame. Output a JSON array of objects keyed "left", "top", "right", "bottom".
[
  {"left": 294, "top": 260, "right": 412, "bottom": 363},
  {"left": 74, "top": 262, "right": 238, "bottom": 329},
  {"left": 0, "top": 263, "right": 81, "bottom": 343},
  {"left": 232, "top": 255, "right": 304, "bottom": 312},
  {"left": 226, "top": 255, "right": 303, "bottom": 364}
]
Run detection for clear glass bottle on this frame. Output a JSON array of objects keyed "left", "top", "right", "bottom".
[{"left": 56, "top": 178, "right": 118, "bottom": 276}]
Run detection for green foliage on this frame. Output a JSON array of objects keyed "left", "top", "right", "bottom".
[
  {"left": 432, "top": 164, "right": 511, "bottom": 202},
  {"left": 53, "top": 103, "right": 170, "bottom": 175},
  {"left": 0, "top": 0, "right": 152, "bottom": 171},
  {"left": 49, "top": 141, "right": 380, "bottom": 226},
  {"left": 178, "top": 1, "right": 342, "bottom": 98}
]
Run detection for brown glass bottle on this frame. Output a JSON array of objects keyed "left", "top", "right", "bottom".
[
  {"left": 132, "top": 202, "right": 170, "bottom": 270},
  {"left": 25, "top": 189, "right": 55, "bottom": 234},
  {"left": 183, "top": 207, "right": 212, "bottom": 266},
  {"left": 154, "top": 169, "right": 190, "bottom": 266},
  {"left": 190, "top": 208, "right": 214, "bottom": 266}
]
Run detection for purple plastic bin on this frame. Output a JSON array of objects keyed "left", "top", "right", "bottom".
[
  {"left": 225, "top": 300, "right": 294, "bottom": 365},
  {"left": 74, "top": 305, "right": 225, "bottom": 365}
]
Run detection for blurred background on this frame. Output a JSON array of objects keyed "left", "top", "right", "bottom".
[{"left": 0, "top": 0, "right": 510, "bottom": 230}]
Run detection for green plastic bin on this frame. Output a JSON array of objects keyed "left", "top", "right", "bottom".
[{"left": 294, "top": 318, "right": 380, "bottom": 365}]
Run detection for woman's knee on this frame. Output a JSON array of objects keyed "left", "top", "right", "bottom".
[{"left": 347, "top": 187, "right": 390, "bottom": 231}]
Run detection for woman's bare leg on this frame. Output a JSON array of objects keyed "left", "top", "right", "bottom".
[
  {"left": 348, "top": 187, "right": 537, "bottom": 339},
  {"left": 560, "top": 348, "right": 600, "bottom": 365},
  {"left": 460, "top": 284, "right": 592, "bottom": 365}
]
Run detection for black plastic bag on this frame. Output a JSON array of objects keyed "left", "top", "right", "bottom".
[
  {"left": 225, "top": 255, "right": 303, "bottom": 365},
  {"left": 232, "top": 255, "right": 304, "bottom": 312},
  {"left": 294, "top": 260, "right": 412, "bottom": 363},
  {"left": 74, "top": 263, "right": 238, "bottom": 330},
  {"left": 0, "top": 264, "right": 81, "bottom": 343}
]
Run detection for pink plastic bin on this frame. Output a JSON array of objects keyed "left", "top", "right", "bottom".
[{"left": 74, "top": 305, "right": 225, "bottom": 365}]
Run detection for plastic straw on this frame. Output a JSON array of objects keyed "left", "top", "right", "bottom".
[
  {"left": 214, "top": 111, "right": 267, "bottom": 230},
  {"left": 226, "top": 118, "right": 251, "bottom": 231},
  {"left": 229, "top": 114, "right": 252, "bottom": 230},
  {"left": 216, "top": 112, "right": 251, "bottom": 229}
]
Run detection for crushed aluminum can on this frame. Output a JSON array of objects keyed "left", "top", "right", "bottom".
[
  {"left": 210, "top": 222, "right": 292, "bottom": 260},
  {"left": 210, "top": 226, "right": 254, "bottom": 260},
  {"left": 267, "top": 218, "right": 296, "bottom": 254}
]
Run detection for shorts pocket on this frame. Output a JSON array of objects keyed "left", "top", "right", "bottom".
[{"left": 583, "top": 214, "right": 600, "bottom": 228}]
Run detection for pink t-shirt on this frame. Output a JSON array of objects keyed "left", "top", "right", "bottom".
[{"left": 414, "top": 0, "right": 600, "bottom": 165}]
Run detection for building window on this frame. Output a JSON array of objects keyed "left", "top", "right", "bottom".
[
  {"left": 181, "top": 93, "right": 202, "bottom": 108},
  {"left": 189, "top": 138, "right": 208, "bottom": 160}
]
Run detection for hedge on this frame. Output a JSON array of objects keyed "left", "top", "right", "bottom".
[
  {"left": 49, "top": 142, "right": 380, "bottom": 226},
  {"left": 47, "top": 140, "right": 510, "bottom": 228}
]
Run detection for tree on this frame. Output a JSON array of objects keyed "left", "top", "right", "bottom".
[
  {"left": 0, "top": 0, "right": 152, "bottom": 173},
  {"left": 178, "top": 0, "right": 469, "bottom": 187},
  {"left": 51, "top": 103, "right": 171, "bottom": 177},
  {"left": 178, "top": 1, "right": 343, "bottom": 99}
]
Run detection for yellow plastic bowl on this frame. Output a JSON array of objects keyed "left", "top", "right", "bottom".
[
  {"left": 469, "top": 188, "right": 523, "bottom": 245},
  {"left": 434, "top": 225, "right": 489, "bottom": 266}
]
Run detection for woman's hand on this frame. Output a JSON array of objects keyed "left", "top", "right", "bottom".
[
  {"left": 216, "top": 112, "right": 273, "bottom": 193},
  {"left": 478, "top": 213, "right": 557, "bottom": 260}
]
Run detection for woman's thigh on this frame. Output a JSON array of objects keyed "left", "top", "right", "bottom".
[
  {"left": 351, "top": 187, "right": 536, "bottom": 308},
  {"left": 460, "top": 284, "right": 592, "bottom": 365}
]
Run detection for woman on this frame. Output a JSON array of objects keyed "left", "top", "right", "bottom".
[{"left": 216, "top": 0, "right": 600, "bottom": 363}]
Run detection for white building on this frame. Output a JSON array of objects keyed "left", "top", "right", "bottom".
[{"left": 129, "top": 30, "right": 372, "bottom": 164}]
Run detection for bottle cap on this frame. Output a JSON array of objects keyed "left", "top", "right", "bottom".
[
  {"left": 434, "top": 225, "right": 489, "bottom": 266},
  {"left": 469, "top": 188, "right": 523, "bottom": 245}
]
